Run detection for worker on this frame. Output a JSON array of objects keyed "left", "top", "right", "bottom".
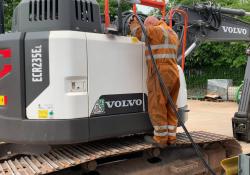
[{"left": 129, "top": 16, "right": 180, "bottom": 147}]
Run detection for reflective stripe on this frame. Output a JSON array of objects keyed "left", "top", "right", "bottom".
[
  {"left": 146, "top": 44, "right": 178, "bottom": 50},
  {"left": 168, "top": 132, "right": 177, "bottom": 137},
  {"left": 146, "top": 54, "right": 177, "bottom": 60},
  {"left": 154, "top": 131, "right": 168, "bottom": 137},
  {"left": 154, "top": 125, "right": 168, "bottom": 131},
  {"left": 168, "top": 125, "right": 176, "bottom": 130}
]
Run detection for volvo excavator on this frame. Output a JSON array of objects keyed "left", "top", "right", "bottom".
[{"left": 0, "top": 0, "right": 248, "bottom": 174}]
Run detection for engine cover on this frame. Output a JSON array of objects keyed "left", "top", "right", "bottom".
[{"left": 0, "top": 31, "right": 187, "bottom": 144}]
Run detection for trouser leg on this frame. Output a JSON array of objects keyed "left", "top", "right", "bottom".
[
  {"left": 147, "top": 64, "right": 168, "bottom": 144},
  {"left": 157, "top": 63, "right": 180, "bottom": 143},
  {"left": 167, "top": 76, "right": 180, "bottom": 142}
]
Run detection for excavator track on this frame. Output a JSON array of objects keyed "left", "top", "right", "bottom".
[{"left": 0, "top": 131, "right": 239, "bottom": 175}]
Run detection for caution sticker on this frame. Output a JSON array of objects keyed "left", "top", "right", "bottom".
[
  {"left": 38, "top": 104, "right": 54, "bottom": 119},
  {"left": 38, "top": 110, "right": 49, "bottom": 119},
  {"left": 0, "top": 96, "right": 7, "bottom": 106}
]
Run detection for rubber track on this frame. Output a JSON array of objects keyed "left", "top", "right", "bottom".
[{"left": 0, "top": 131, "right": 234, "bottom": 175}]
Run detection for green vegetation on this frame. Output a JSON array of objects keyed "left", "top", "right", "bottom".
[
  {"left": 186, "top": 66, "right": 246, "bottom": 97},
  {"left": 4, "top": 0, "right": 19, "bottom": 31},
  {"left": 97, "top": 0, "right": 131, "bottom": 20}
]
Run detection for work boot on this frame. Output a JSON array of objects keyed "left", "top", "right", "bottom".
[{"left": 144, "top": 136, "right": 168, "bottom": 148}]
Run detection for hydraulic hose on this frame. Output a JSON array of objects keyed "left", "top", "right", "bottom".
[{"left": 133, "top": 14, "right": 216, "bottom": 175}]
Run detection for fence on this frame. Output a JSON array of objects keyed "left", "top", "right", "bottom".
[{"left": 185, "top": 66, "right": 246, "bottom": 98}]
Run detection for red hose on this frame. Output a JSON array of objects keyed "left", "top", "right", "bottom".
[
  {"left": 104, "top": 0, "right": 110, "bottom": 28},
  {"left": 133, "top": 4, "right": 137, "bottom": 14}
]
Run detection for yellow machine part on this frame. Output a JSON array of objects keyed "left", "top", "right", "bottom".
[{"left": 221, "top": 156, "right": 239, "bottom": 175}]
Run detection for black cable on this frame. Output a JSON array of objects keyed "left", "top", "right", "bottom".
[
  {"left": 195, "top": 2, "right": 222, "bottom": 31},
  {"left": 133, "top": 14, "right": 216, "bottom": 175},
  {"left": 121, "top": 12, "right": 147, "bottom": 35}
]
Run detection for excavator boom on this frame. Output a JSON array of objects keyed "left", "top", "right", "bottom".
[{"left": 173, "top": 4, "right": 250, "bottom": 61}]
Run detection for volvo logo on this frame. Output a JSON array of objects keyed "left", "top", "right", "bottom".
[
  {"left": 91, "top": 94, "right": 146, "bottom": 116},
  {"left": 106, "top": 99, "right": 143, "bottom": 108},
  {"left": 221, "top": 26, "right": 248, "bottom": 35}
]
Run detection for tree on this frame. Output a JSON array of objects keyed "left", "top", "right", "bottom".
[
  {"left": 4, "top": 0, "right": 20, "bottom": 31},
  {"left": 97, "top": 0, "right": 131, "bottom": 20}
]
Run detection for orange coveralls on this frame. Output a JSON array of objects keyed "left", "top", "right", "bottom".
[{"left": 130, "top": 20, "right": 180, "bottom": 144}]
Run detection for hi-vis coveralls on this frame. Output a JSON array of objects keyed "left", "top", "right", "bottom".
[{"left": 130, "top": 18, "right": 180, "bottom": 144}]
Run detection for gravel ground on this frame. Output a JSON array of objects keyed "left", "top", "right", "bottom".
[{"left": 180, "top": 100, "right": 250, "bottom": 153}]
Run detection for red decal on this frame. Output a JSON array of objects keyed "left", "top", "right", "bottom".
[
  {"left": 0, "top": 49, "right": 12, "bottom": 58},
  {"left": 0, "top": 64, "right": 12, "bottom": 78},
  {"left": 0, "top": 49, "right": 12, "bottom": 79},
  {"left": 4, "top": 96, "right": 7, "bottom": 105}
]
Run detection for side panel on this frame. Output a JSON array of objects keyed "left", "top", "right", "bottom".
[
  {"left": 0, "top": 32, "right": 25, "bottom": 119},
  {"left": 89, "top": 113, "right": 152, "bottom": 141},
  {"left": 26, "top": 31, "right": 88, "bottom": 119},
  {"left": 25, "top": 32, "right": 50, "bottom": 106},
  {"left": 86, "top": 33, "right": 145, "bottom": 115},
  {"left": 87, "top": 34, "right": 153, "bottom": 140}
]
